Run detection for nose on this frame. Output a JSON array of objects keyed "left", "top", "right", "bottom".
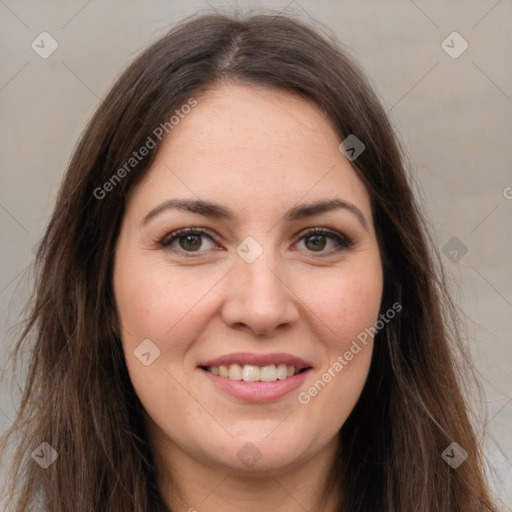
[{"left": 221, "top": 249, "right": 300, "bottom": 336}]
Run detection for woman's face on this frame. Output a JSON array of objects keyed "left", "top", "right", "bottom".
[{"left": 113, "top": 82, "right": 383, "bottom": 476}]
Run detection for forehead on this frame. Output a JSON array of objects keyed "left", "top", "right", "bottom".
[
  {"left": 128, "top": 82, "right": 372, "bottom": 224},
  {"left": 165, "top": 82, "right": 341, "bottom": 161}
]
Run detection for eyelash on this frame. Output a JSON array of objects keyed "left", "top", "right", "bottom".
[{"left": 159, "top": 227, "right": 353, "bottom": 257}]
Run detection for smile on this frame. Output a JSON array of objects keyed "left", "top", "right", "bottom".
[
  {"left": 203, "top": 363, "right": 303, "bottom": 382},
  {"left": 197, "top": 352, "right": 313, "bottom": 403}
]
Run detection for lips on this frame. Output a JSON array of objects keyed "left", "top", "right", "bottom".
[
  {"left": 197, "top": 352, "right": 313, "bottom": 403},
  {"left": 198, "top": 352, "right": 312, "bottom": 370}
]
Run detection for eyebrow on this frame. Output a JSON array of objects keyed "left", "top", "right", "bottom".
[{"left": 142, "top": 198, "right": 368, "bottom": 231}]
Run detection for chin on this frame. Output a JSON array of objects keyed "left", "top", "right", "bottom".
[{"left": 201, "top": 431, "right": 317, "bottom": 475}]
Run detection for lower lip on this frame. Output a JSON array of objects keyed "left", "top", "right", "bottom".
[{"left": 199, "top": 367, "right": 311, "bottom": 403}]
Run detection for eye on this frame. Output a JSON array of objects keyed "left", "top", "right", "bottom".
[
  {"left": 295, "top": 228, "right": 352, "bottom": 254},
  {"left": 160, "top": 228, "right": 217, "bottom": 253},
  {"left": 159, "top": 227, "right": 353, "bottom": 256}
]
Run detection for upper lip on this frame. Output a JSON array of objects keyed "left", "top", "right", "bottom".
[{"left": 198, "top": 352, "right": 312, "bottom": 370}]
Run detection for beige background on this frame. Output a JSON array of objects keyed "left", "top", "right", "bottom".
[{"left": 0, "top": 0, "right": 511, "bottom": 509}]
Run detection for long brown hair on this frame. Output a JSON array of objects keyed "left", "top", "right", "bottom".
[{"left": 0, "top": 10, "right": 497, "bottom": 511}]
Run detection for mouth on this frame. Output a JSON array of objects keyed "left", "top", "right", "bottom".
[
  {"left": 197, "top": 352, "right": 313, "bottom": 403},
  {"left": 199, "top": 363, "right": 307, "bottom": 382}
]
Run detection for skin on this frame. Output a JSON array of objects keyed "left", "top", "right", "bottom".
[{"left": 113, "top": 81, "right": 383, "bottom": 511}]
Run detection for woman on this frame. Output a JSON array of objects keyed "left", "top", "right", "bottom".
[{"left": 0, "top": 11, "right": 497, "bottom": 511}]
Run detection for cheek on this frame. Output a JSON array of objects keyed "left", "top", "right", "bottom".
[
  {"left": 295, "top": 259, "right": 382, "bottom": 422},
  {"left": 113, "top": 253, "right": 218, "bottom": 430},
  {"left": 114, "top": 253, "right": 221, "bottom": 349},
  {"left": 306, "top": 262, "right": 383, "bottom": 348},
  {"left": 113, "top": 253, "right": 229, "bottom": 423}
]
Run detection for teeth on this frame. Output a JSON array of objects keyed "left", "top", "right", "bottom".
[
  {"left": 228, "top": 363, "right": 243, "bottom": 380},
  {"left": 207, "top": 363, "right": 300, "bottom": 382},
  {"left": 276, "top": 364, "right": 288, "bottom": 380},
  {"left": 243, "top": 365, "right": 260, "bottom": 382},
  {"left": 260, "top": 364, "right": 277, "bottom": 382}
]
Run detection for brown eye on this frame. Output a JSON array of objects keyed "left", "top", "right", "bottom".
[
  {"left": 178, "top": 234, "right": 202, "bottom": 251},
  {"left": 296, "top": 228, "right": 352, "bottom": 254},
  {"left": 304, "top": 234, "right": 327, "bottom": 251},
  {"left": 161, "top": 228, "right": 217, "bottom": 253}
]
